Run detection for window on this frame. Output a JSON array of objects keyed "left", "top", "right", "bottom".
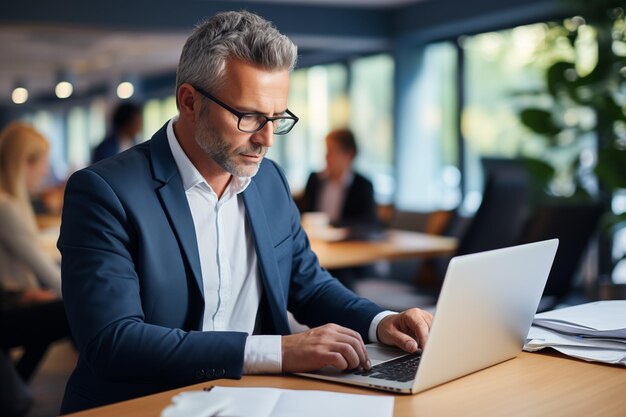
[
  {"left": 462, "top": 22, "right": 598, "bottom": 205},
  {"left": 28, "top": 109, "right": 67, "bottom": 182},
  {"left": 67, "top": 106, "right": 89, "bottom": 169},
  {"left": 272, "top": 63, "right": 349, "bottom": 193},
  {"left": 276, "top": 55, "right": 394, "bottom": 202},
  {"left": 350, "top": 54, "right": 395, "bottom": 203},
  {"left": 395, "top": 42, "right": 459, "bottom": 211},
  {"left": 143, "top": 96, "right": 177, "bottom": 140}
]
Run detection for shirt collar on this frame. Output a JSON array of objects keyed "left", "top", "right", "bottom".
[
  {"left": 319, "top": 169, "right": 354, "bottom": 188},
  {"left": 166, "top": 116, "right": 251, "bottom": 195}
]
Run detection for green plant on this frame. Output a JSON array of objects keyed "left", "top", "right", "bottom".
[{"left": 517, "top": 0, "right": 626, "bottom": 278}]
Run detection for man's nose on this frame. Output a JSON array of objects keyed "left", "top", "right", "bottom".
[{"left": 252, "top": 121, "right": 274, "bottom": 148}]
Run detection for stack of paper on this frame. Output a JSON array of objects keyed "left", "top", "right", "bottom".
[
  {"left": 524, "top": 300, "right": 626, "bottom": 366},
  {"left": 161, "top": 387, "right": 394, "bottom": 417}
]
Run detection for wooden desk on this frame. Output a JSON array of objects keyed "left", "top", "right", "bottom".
[
  {"left": 310, "top": 230, "right": 457, "bottom": 269},
  {"left": 64, "top": 352, "right": 626, "bottom": 417}
]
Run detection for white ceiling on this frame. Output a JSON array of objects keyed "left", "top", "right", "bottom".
[
  {"left": 0, "top": 25, "right": 188, "bottom": 103},
  {"left": 0, "top": 0, "right": 427, "bottom": 105}
]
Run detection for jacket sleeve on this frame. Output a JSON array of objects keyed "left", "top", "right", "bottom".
[{"left": 58, "top": 168, "right": 247, "bottom": 385}]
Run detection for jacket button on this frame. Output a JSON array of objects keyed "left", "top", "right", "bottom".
[
  {"left": 215, "top": 368, "right": 225, "bottom": 378},
  {"left": 206, "top": 368, "right": 215, "bottom": 378},
  {"left": 195, "top": 369, "right": 205, "bottom": 379}
]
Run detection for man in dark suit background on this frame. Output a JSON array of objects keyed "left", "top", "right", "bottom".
[
  {"left": 59, "top": 11, "right": 432, "bottom": 414},
  {"left": 301, "top": 128, "right": 378, "bottom": 228},
  {"left": 91, "top": 102, "right": 143, "bottom": 163}
]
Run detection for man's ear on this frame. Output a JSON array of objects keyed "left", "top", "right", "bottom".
[{"left": 177, "top": 83, "right": 199, "bottom": 123}]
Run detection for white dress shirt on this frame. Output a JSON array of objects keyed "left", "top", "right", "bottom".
[
  {"left": 167, "top": 118, "right": 280, "bottom": 373},
  {"left": 166, "top": 117, "right": 393, "bottom": 373},
  {"left": 317, "top": 171, "right": 354, "bottom": 224}
]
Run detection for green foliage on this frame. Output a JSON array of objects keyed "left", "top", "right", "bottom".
[
  {"left": 517, "top": 1, "right": 626, "bottom": 200},
  {"left": 520, "top": 109, "right": 561, "bottom": 136},
  {"left": 595, "top": 148, "right": 626, "bottom": 189}
]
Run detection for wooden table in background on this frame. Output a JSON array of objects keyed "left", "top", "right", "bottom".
[
  {"left": 310, "top": 229, "right": 457, "bottom": 270},
  {"left": 65, "top": 352, "right": 626, "bottom": 417},
  {"left": 36, "top": 213, "right": 62, "bottom": 230},
  {"left": 35, "top": 220, "right": 456, "bottom": 270}
]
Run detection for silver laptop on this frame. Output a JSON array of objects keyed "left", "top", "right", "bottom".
[{"left": 297, "top": 239, "right": 559, "bottom": 394}]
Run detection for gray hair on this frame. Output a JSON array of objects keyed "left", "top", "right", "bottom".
[{"left": 175, "top": 11, "right": 298, "bottom": 105}]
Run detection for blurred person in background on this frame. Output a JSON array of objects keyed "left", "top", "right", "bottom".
[
  {"left": 0, "top": 122, "right": 70, "bottom": 384},
  {"left": 300, "top": 128, "right": 378, "bottom": 228},
  {"left": 0, "top": 122, "right": 61, "bottom": 296},
  {"left": 300, "top": 128, "right": 380, "bottom": 288},
  {"left": 91, "top": 102, "right": 143, "bottom": 163}
]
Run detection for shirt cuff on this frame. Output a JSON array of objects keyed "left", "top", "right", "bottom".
[
  {"left": 368, "top": 310, "right": 398, "bottom": 343},
  {"left": 243, "top": 335, "right": 282, "bottom": 374}
]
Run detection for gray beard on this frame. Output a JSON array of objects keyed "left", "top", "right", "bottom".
[{"left": 194, "top": 126, "right": 264, "bottom": 178}]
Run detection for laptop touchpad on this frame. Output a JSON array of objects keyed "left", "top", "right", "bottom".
[{"left": 366, "top": 343, "right": 412, "bottom": 365}]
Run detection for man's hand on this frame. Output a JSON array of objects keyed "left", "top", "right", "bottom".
[
  {"left": 19, "top": 288, "right": 57, "bottom": 303},
  {"left": 377, "top": 308, "right": 433, "bottom": 353},
  {"left": 282, "top": 323, "right": 371, "bottom": 373}
]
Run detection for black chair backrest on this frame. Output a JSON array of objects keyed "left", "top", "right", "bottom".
[
  {"left": 456, "top": 166, "right": 530, "bottom": 256},
  {"left": 518, "top": 201, "right": 603, "bottom": 298}
]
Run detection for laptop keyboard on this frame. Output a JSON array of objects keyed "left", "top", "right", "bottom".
[{"left": 352, "top": 352, "right": 422, "bottom": 382}]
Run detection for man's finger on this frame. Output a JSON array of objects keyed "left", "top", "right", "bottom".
[
  {"left": 331, "top": 326, "right": 370, "bottom": 369},
  {"left": 386, "top": 328, "right": 418, "bottom": 352},
  {"left": 404, "top": 314, "right": 430, "bottom": 348},
  {"left": 323, "top": 352, "right": 349, "bottom": 370},
  {"left": 328, "top": 344, "right": 360, "bottom": 369},
  {"left": 333, "top": 333, "right": 370, "bottom": 369},
  {"left": 423, "top": 312, "right": 433, "bottom": 329}
]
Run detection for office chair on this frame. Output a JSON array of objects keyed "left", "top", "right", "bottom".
[
  {"left": 518, "top": 200, "right": 603, "bottom": 309},
  {"left": 455, "top": 163, "right": 530, "bottom": 256},
  {"left": 413, "top": 158, "right": 532, "bottom": 291}
]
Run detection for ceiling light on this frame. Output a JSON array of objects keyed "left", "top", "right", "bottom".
[
  {"left": 55, "top": 71, "right": 75, "bottom": 99},
  {"left": 55, "top": 81, "right": 73, "bottom": 99},
  {"left": 11, "top": 87, "right": 29, "bottom": 104},
  {"left": 117, "top": 81, "right": 134, "bottom": 99}
]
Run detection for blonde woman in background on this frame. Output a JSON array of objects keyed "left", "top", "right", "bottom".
[
  {"left": 0, "top": 122, "right": 71, "bottom": 388},
  {"left": 0, "top": 122, "right": 61, "bottom": 298}
]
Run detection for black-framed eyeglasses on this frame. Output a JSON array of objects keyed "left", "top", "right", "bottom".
[{"left": 193, "top": 86, "right": 299, "bottom": 135}]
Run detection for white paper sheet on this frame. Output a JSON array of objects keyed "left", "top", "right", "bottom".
[
  {"left": 524, "top": 342, "right": 626, "bottom": 366},
  {"left": 161, "top": 387, "right": 394, "bottom": 417},
  {"left": 526, "top": 326, "right": 626, "bottom": 350},
  {"left": 533, "top": 300, "right": 626, "bottom": 337}
]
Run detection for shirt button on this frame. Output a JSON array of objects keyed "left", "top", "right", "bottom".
[
  {"left": 215, "top": 369, "right": 225, "bottom": 378},
  {"left": 195, "top": 369, "right": 205, "bottom": 379},
  {"left": 206, "top": 368, "right": 216, "bottom": 378}
]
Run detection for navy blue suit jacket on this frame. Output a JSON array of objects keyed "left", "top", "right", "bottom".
[{"left": 59, "top": 123, "right": 383, "bottom": 413}]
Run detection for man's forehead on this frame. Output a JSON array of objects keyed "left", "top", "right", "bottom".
[{"left": 217, "top": 60, "right": 290, "bottom": 109}]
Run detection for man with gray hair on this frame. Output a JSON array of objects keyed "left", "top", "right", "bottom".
[{"left": 59, "top": 11, "right": 432, "bottom": 413}]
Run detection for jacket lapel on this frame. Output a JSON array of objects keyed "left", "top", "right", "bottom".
[
  {"left": 243, "top": 181, "right": 290, "bottom": 335},
  {"left": 149, "top": 125, "right": 204, "bottom": 303}
]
